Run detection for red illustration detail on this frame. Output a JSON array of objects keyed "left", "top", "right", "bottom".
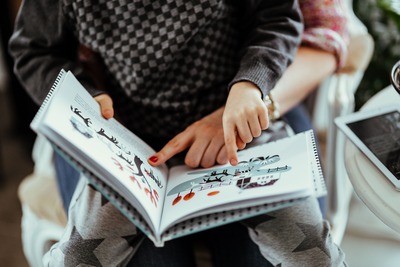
[
  {"left": 112, "top": 157, "right": 124, "bottom": 171},
  {"left": 129, "top": 175, "right": 142, "bottom": 189},
  {"left": 207, "top": 191, "right": 220, "bottom": 196},
  {"left": 144, "top": 187, "right": 158, "bottom": 208},
  {"left": 183, "top": 189, "right": 195, "bottom": 201},
  {"left": 172, "top": 193, "right": 182, "bottom": 206}
]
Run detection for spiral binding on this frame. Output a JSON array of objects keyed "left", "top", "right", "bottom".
[
  {"left": 30, "top": 69, "right": 66, "bottom": 131},
  {"left": 308, "top": 131, "right": 326, "bottom": 194}
]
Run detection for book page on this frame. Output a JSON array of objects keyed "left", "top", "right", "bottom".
[
  {"left": 36, "top": 71, "right": 168, "bottom": 232},
  {"left": 159, "top": 131, "right": 315, "bottom": 233}
]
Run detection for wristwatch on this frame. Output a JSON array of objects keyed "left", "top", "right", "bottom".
[{"left": 264, "top": 91, "right": 280, "bottom": 121}]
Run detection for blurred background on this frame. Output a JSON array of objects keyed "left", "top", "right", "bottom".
[
  {"left": 1, "top": 0, "right": 34, "bottom": 265},
  {"left": 0, "top": 0, "right": 399, "bottom": 266},
  {"left": 353, "top": 0, "right": 400, "bottom": 108}
]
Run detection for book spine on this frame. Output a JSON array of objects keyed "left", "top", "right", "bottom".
[{"left": 30, "top": 69, "right": 66, "bottom": 131}]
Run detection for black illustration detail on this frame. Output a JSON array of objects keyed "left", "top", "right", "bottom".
[{"left": 71, "top": 106, "right": 91, "bottom": 127}]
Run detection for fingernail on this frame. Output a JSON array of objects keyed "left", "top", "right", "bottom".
[
  {"left": 230, "top": 159, "right": 238, "bottom": 166},
  {"left": 103, "top": 109, "right": 113, "bottom": 119},
  {"left": 149, "top": 156, "right": 158, "bottom": 163}
]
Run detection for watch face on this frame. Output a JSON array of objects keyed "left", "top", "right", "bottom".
[{"left": 391, "top": 60, "right": 400, "bottom": 95}]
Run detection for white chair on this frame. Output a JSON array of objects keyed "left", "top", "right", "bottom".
[
  {"left": 311, "top": 0, "right": 374, "bottom": 245},
  {"left": 18, "top": 135, "right": 66, "bottom": 267}
]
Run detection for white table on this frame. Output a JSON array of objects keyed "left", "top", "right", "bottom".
[{"left": 344, "top": 85, "right": 400, "bottom": 233}]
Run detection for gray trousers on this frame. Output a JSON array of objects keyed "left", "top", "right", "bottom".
[{"left": 44, "top": 176, "right": 347, "bottom": 266}]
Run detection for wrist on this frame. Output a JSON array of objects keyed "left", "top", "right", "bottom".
[
  {"left": 230, "top": 81, "right": 262, "bottom": 98},
  {"left": 264, "top": 91, "right": 280, "bottom": 121}
]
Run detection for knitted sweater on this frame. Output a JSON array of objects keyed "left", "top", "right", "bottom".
[
  {"left": 300, "top": 0, "right": 349, "bottom": 70},
  {"left": 9, "top": 0, "right": 302, "bottom": 144}
]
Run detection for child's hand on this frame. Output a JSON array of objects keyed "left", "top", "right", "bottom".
[
  {"left": 223, "top": 81, "right": 269, "bottom": 166},
  {"left": 148, "top": 107, "right": 244, "bottom": 168},
  {"left": 94, "top": 94, "right": 114, "bottom": 119}
]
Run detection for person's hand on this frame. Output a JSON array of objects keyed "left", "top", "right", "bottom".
[
  {"left": 148, "top": 107, "right": 245, "bottom": 168},
  {"left": 223, "top": 81, "right": 269, "bottom": 166},
  {"left": 94, "top": 93, "right": 114, "bottom": 119}
]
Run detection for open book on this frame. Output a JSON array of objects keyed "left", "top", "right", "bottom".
[{"left": 31, "top": 69, "right": 326, "bottom": 247}]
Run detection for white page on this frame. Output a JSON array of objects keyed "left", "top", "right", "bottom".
[
  {"left": 159, "top": 131, "right": 315, "bottom": 232},
  {"left": 36, "top": 71, "right": 168, "bottom": 232}
]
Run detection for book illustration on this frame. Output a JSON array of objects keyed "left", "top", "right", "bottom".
[
  {"left": 70, "top": 106, "right": 92, "bottom": 127},
  {"left": 31, "top": 70, "right": 325, "bottom": 246},
  {"left": 70, "top": 116, "right": 95, "bottom": 139},
  {"left": 69, "top": 105, "right": 162, "bottom": 207},
  {"left": 167, "top": 155, "right": 291, "bottom": 206}
]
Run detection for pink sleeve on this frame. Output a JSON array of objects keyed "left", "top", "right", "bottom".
[{"left": 300, "top": 0, "right": 350, "bottom": 70}]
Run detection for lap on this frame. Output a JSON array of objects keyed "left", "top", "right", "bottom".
[{"left": 127, "top": 222, "right": 273, "bottom": 267}]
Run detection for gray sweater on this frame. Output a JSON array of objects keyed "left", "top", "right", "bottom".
[{"left": 9, "top": 0, "right": 302, "bottom": 145}]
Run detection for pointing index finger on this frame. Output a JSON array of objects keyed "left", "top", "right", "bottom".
[
  {"left": 223, "top": 123, "right": 239, "bottom": 166},
  {"left": 148, "top": 133, "right": 192, "bottom": 166}
]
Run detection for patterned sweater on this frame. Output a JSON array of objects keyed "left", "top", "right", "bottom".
[
  {"left": 300, "top": 0, "right": 349, "bottom": 69},
  {"left": 9, "top": 0, "right": 302, "bottom": 145}
]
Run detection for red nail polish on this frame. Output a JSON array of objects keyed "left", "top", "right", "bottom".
[{"left": 149, "top": 156, "right": 158, "bottom": 163}]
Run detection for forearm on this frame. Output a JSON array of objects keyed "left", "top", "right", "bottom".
[
  {"left": 8, "top": 0, "right": 99, "bottom": 105},
  {"left": 272, "top": 46, "right": 336, "bottom": 115},
  {"left": 230, "top": 0, "right": 303, "bottom": 97}
]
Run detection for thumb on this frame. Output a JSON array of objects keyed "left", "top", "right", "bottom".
[{"left": 95, "top": 94, "right": 114, "bottom": 119}]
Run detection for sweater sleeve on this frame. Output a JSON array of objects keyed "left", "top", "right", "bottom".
[
  {"left": 229, "top": 0, "right": 303, "bottom": 97},
  {"left": 300, "top": 0, "right": 349, "bottom": 71},
  {"left": 8, "top": 0, "right": 101, "bottom": 106}
]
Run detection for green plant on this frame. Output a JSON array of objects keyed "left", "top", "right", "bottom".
[
  {"left": 378, "top": 0, "right": 400, "bottom": 29},
  {"left": 353, "top": 0, "right": 400, "bottom": 109}
]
